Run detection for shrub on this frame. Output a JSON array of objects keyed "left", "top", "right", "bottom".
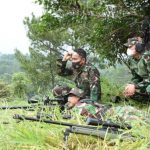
[{"left": 0, "top": 80, "right": 11, "bottom": 100}]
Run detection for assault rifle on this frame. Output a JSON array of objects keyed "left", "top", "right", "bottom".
[
  {"left": 0, "top": 96, "right": 67, "bottom": 112},
  {"left": 13, "top": 114, "right": 134, "bottom": 150}
]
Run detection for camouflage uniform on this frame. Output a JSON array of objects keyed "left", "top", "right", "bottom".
[
  {"left": 57, "top": 60, "right": 101, "bottom": 102},
  {"left": 128, "top": 50, "right": 150, "bottom": 101},
  {"left": 67, "top": 88, "right": 150, "bottom": 125},
  {"left": 72, "top": 101, "right": 150, "bottom": 125},
  {"left": 72, "top": 101, "right": 110, "bottom": 119},
  {"left": 107, "top": 106, "right": 150, "bottom": 124}
]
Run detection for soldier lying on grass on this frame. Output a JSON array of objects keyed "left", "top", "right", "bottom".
[{"left": 66, "top": 88, "right": 150, "bottom": 125}]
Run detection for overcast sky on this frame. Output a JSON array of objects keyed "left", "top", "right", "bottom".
[{"left": 0, "top": 0, "right": 43, "bottom": 54}]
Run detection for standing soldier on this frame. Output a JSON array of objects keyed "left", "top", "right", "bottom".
[
  {"left": 123, "top": 37, "right": 150, "bottom": 102},
  {"left": 54, "top": 48, "right": 101, "bottom": 102}
]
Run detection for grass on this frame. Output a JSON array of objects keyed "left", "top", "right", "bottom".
[{"left": 0, "top": 99, "right": 149, "bottom": 150}]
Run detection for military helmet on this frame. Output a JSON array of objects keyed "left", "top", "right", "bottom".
[
  {"left": 124, "top": 37, "right": 139, "bottom": 47},
  {"left": 68, "top": 88, "right": 84, "bottom": 98},
  {"left": 124, "top": 37, "right": 145, "bottom": 53},
  {"left": 52, "top": 85, "right": 71, "bottom": 97}
]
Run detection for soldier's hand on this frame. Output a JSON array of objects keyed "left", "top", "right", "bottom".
[
  {"left": 123, "top": 84, "right": 136, "bottom": 97},
  {"left": 62, "top": 51, "right": 74, "bottom": 61}
]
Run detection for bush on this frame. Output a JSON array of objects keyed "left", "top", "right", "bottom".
[
  {"left": 0, "top": 81, "right": 11, "bottom": 100},
  {"left": 12, "top": 72, "right": 31, "bottom": 98},
  {"left": 101, "top": 77, "right": 124, "bottom": 103}
]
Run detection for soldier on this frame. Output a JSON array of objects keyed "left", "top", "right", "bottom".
[
  {"left": 54, "top": 48, "right": 101, "bottom": 102},
  {"left": 123, "top": 37, "right": 150, "bottom": 102},
  {"left": 66, "top": 88, "right": 150, "bottom": 125}
]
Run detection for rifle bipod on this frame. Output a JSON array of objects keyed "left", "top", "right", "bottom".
[
  {"left": 63, "top": 126, "right": 121, "bottom": 150},
  {"left": 64, "top": 128, "right": 70, "bottom": 150}
]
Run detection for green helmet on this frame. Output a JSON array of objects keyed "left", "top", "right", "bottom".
[
  {"left": 52, "top": 85, "right": 71, "bottom": 97},
  {"left": 124, "top": 37, "right": 140, "bottom": 47},
  {"left": 124, "top": 37, "right": 145, "bottom": 53},
  {"left": 68, "top": 88, "right": 84, "bottom": 98}
]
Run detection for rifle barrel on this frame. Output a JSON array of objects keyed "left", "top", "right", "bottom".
[
  {"left": 13, "top": 114, "right": 132, "bottom": 130},
  {"left": 86, "top": 118, "right": 132, "bottom": 129},
  {"left": 0, "top": 106, "right": 34, "bottom": 110},
  {"left": 45, "top": 98, "right": 64, "bottom": 102},
  {"left": 69, "top": 126, "right": 134, "bottom": 141},
  {"left": 13, "top": 114, "right": 97, "bottom": 129}
]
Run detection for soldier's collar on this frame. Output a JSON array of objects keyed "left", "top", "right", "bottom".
[
  {"left": 133, "top": 54, "right": 142, "bottom": 60},
  {"left": 80, "top": 63, "right": 86, "bottom": 70}
]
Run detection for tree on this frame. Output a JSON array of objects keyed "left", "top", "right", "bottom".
[
  {"left": 15, "top": 14, "right": 73, "bottom": 91},
  {"left": 0, "top": 81, "right": 11, "bottom": 100},
  {"left": 0, "top": 54, "right": 21, "bottom": 76},
  {"left": 15, "top": 0, "right": 149, "bottom": 92},
  {"left": 34, "top": 0, "right": 149, "bottom": 65}
]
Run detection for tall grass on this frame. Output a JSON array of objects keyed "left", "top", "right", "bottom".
[{"left": 0, "top": 103, "right": 149, "bottom": 150}]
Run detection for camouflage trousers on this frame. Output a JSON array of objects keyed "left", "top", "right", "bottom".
[
  {"left": 52, "top": 85, "right": 91, "bottom": 100},
  {"left": 107, "top": 106, "right": 150, "bottom": 125}
]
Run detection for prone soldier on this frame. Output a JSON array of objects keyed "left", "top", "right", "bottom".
[{"left": 66, "top": 88, "right": 150, "bottom": 125}]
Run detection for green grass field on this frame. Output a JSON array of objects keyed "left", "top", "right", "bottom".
[{"left": 0, "top": 100, "right": 149, "bottom": 150}]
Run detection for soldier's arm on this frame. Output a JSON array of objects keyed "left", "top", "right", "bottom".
[
  {"left": 57, "top": 60, "right": 73, "bottom": 76},
  {"left": 130, "top": 70, "right": 143, "bottom": 84},
  {"left": 88, "top": 68, "right": 101, "bottom": 102},
  {"left": 136, "top": 53, "right": 150, "bottom": 90},
  {"left": 79, "top": 104, "right": 97, "bottom": 118},
  {"left": 128, "top": 58, "right": 143, "bottom": 84},
  {"left": 71, "top": 103, "right": 96, "bottom": 118}
]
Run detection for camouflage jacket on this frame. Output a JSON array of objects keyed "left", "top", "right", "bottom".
[
  {"left": 58, "top": 61, "right": 101, "bottom": 102},
  {"left": 72, "top": 101, "right": 110, "bottom": 119},
  {"left": 72, "top": 101, "right": 150, "bottom": 124},
  {"left": 129, "top": 50, "right": 150, "bottom": 93},
  {"left": 107, "top": 106, "right": 150, "bottom": 124}
]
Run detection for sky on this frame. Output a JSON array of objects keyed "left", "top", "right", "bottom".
[{"left": 0, "top": 0, "right": 43, "bottom": 54}]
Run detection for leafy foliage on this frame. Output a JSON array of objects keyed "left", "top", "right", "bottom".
[
  {"left": 34, "top": 0, "right": 150, "bottom": 65},
  {"left": 15, "top": 14, "right": 75, "bottom": 92},
  {"left": 0, "top": 81, "right": 11, "bottom": 100},
  {"left": 15, "top": 0, "right": 150, "bottom": 90},
  {"left": 11, "top": 72, "right": 31, "bottom": 98}
]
